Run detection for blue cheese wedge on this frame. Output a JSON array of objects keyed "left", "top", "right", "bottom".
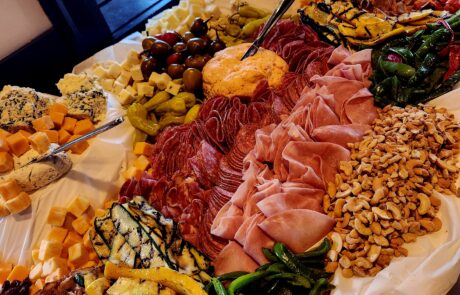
[
  {"left": 0, "top": 85, "right": 52, "bottom": 132},
  {"left": 57, "top": 74, "right": 107, "bottom": 123}
]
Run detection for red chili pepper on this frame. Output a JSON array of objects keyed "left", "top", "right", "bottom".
[{"left": 444, "top": 45, "right": 460, "bottom": 80}]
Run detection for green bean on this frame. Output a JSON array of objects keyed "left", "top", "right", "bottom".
[
  {"left": 308, "top": 278, "right": 329, "bottom": 295},
  {"left": 415, "top": 28, "right": 451, "bottom": 63},
  {"left": 211, "top": 278, "right": 228, "bottom": 295},
  {"left": 217, "top": 271, "right": 249, "bottom": 281},
  {"left": 266, "top": 262, "right": 288, "bottom": 273},
  {"left": 273, "top": 243, "right": 314, "bottom": 283},
  {"left": 408, "top": 52, "right": 437, "bottom": 86},
  {"left": 227, "top": 271, "right": 269, "bottom": 295}
]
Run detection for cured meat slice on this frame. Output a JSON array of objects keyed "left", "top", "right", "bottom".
[
  {"left": 311, "top": 124, "right": 370, "bottom": 147},
  {"left": 231, "top": 172, "right": 258, "bottom": 208},
  {"left": 257, "top": 192, "right": 323, "bottom": 217},
  {"left": 211, "top": 203, "right": 244, "bottom": 240},
  {"left": 242, "top": 214, "right": 274, "bottom": 265},
  {"left": 213, "top": 241, "right": 258, "bottom": 275},
  {"left": 234, "top": 213, "right": 264, "bottom": 246},
  {"left": 258, "top": 209, "right": 335, "bottom": 253},
  {"left": 189, "top": 141, "right": 222, "bottom": 188}
]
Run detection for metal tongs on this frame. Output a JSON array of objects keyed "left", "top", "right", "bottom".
[
  {"left": 20, "top": 117, "right": 124, "bottom": 168},
  {"left": 241, "top": 0, "right": 295, "bottom": 60}
]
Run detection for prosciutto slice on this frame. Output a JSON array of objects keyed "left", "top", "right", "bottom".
[{"left": 259, "top": 209, "right": 336, "bottom": 253}]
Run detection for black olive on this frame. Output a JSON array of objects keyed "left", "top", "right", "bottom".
[
  {"left": 150, "top": 39, "right": 172, "bottom": 56},
  {"left": 167, "top": 64, "right": 186, "bottom": 79},
  {"left": 183, "top": 68, "right": 202, "bottom": 93},
  {"left": 185, "top": 55, "right": 206, "bottom": 70},
  {"left": 173, "top": 42, "right": 187, "bottom": 53},
  {"left": 190, "top": 17, "right": 211, "bottom": 36},
  {"left": 187, "top": 38, "right": 207, "bottom": 55},
  {"left": 141, "top": 57, "right": 158, "bottom": 79},
  {"left": 142, "top": 36, "right": 156, "bottom": 50},
  {"left": 183, "top": 31, "right": 195, "bottom": 42}
]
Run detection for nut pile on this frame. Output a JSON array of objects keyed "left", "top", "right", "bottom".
[{"left": 323, "top": 105, "right": 460, "bottom": 278}]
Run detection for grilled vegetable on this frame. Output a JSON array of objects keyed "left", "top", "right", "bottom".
[
  {"left": 109, "top": 233, "right": 138, "bottom": 268},
  {"left": 88, "top": 228, "right": 110, "bottom": 263}
]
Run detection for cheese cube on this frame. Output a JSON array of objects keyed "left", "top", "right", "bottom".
[
  {"left": 32, "top": 116, "right": 54, "bottom": 132},
  {"left": 62, "top": 117, "right": 77, "bottom": 133},
  {"left": 0, "top": 201, "right": 10, "bottom": 217},
  {"left": 0, "top": 137, "right": 9, "bottom": 152},
  {"left": 121, "top": 59, "right": 132, "bottom": 71},
  {"left": 6, "top": 132, "right": 30, "bottom": 156},
  {"left": 131, "top": 64, "right": 144, "bottom": 81},
  {"left": 0, "top": 152, "right": 14, "bottom": 173},
  {"left": 137, "top": 83, "right": 154, "bottom": 98},
  {"left": 88, "top": 251, "right": 98, "bottom": 262},
  {"left": 47, "top": 207, "right": 67, "bottom": 226},
  {"left": 18, "top": 130, "right": 32, "bottom": 139},
  {"left": 29, "top": 132, "right": 50, "bottom": 154},
  {"left": 49, "top": 103, "right": 68, "bottom": 115},
  {"left": 44, "top": 268, "right": 66, "bottom": 283},
  {"left": 58, "top": 128, "right": 72, "bottom": 145},
  {"left": 38, "top": 240, "right": 63, "bottom": 261},
  {"left": 63, "top": 231, "right": 82, "bottom": 253},
  {"left": 94, "top": 208, "right": 106, "bottom": 217},
  {"left": 5, "top": 192, "right": 31, "bottom": 214},
  {"left": 83, "top": 230, "right": 92, "bottom": 249},
  {"left": 157, "top": 73, "right": 172, "bottom": 90},
  {"left": 71, "top": 215, "right": 91, "bottom": 235},
  {"left": 7, "top": 265, "right": 29, "bottom": 281},
  {"left": 134, "top": 155, "right": 150, "bottom": 171},
  {"left": 68, "top": 243, "right": 88, "bottom": 265},
  {"left": 127, "top": 49, "right": 141, "bottom": 64},
  {"left": 165, "top": 81, "right": 182, "bottom": 96},
  {"left": 0, "top": 263, "right": 13, "bottom": 284},
  {"left": 46, "top": 227, "right": 68, "bottom": 243},
  {"left": 133, "top": 142, "right": 154, "bottom": 156},
  {"left": 126, "top": 85, "right": 137, "bottom": 97},
  {"left": 67, "top": 135, "right": 89, "bottom": 154},
  {"left": 43, "top": 130, "right": 59, "bottom": 144},
  {"left": 0, "top": 180, "right": 21, "bottom": 201},
  {"left": 148, "top": 72, "right": 162, "bottom": 86},
  {"left": 93, "top": 66, "right": 107, "bottom": 78},
  {"left": 81, "top": 261, "right": 97, "bottom": 269},
  {"left": 35, "top": 278, "right": 45, "bottom": 290},
  {"left": 108, "top": 63, "right": 123, "bottom": 79},
  {"left": 29, "top": 262, "right": 43, "bottom": 280},
  {"left": 112, "top": 81, "right": 124, "bottom": 95},
  {"left": 50, "top": 111, "right": 65, "bottom": 128},
  {"left": 123, "top": 167, "right": 143, "bottom": 180},
  {"left": 67, "top": 196, "right": 90, "bottom": 217},
  {"left": 0, "top": 129, "right": 11, "bottom": 138},
  {"left": 117, "top": 71, "right": 131, "bottom": 87},
  {"left": 42, "top": 257, "right": 67, "bottom": 277},
  {"left": 31, "top": 249, "right": 40, "bottom": 264},
  {"left": 100, "top": 78, "right": 114, "bottom": 91},
  {"left": 74, "top": 119, "right": 95, "bottom": 135},
  {"left": 118, "top": 89, "right": 135, "bottom": 106}
]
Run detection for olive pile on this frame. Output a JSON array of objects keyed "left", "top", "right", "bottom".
[{"left": 140, "top": 17, "right": 226, "bottom": 93}]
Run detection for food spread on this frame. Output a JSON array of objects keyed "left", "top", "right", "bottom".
[{"left": 1, "top": 1, "right": 460, "bottom": 295}]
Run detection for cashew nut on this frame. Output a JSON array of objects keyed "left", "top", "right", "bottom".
[
  {"left": 367, "top": 245, "right": 381, "bottom": 263},
  {"left": 353, "top": 257, "right": 373, "bottom": 269},
  {"left": 373, "top": 235, "right": 389, "bottom": 247},
  {"left": 372, "top": 207, "right": 392, "bottom": 220},
  {"left": 354, "top": 217, "right": 372, "bottom": 236},
  {"left": 371, "top": 187, "right": 386, "bottom": 205},
  {"left": 417, "top": 193, "right": 431, "bottom": 215},
  {"left": 386, "top": 202, "right": 402, "bottom": 220}
]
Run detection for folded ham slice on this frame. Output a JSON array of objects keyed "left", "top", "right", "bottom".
[
  {"left": 211, "top": 203, "right": 244, "bottom": 240},
  {"left": 257, "top": 192, "right": 323, "bottom": 217},
  {"left": 311, "top": 124, "right": 370, "bottom": 147},
  {"left": 258, "top": 209, "right": 335, "bottom": 253},
  {"left": 214, "top": 241, "right": 259, "bottom": 275}
]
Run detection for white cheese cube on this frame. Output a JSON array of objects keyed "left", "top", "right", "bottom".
[
  {"left": 31, "top": 249, "right": 40, "bottom": 264},
  {"left": 117, "top": 89, "right": 135, "bottom": 106},
  {"left": 5, "top": 192, "right": 31, "bottom": 214},
  {"left": 121, "top": 59, "right": 132, "bottom": 71},
  {"left": 117, "top": 71, "right": 131, "bottom": 87},
  {"left": 44, "top": 268, "right": 66, "bottom": 283},
  {"left": 137, "top": 82, "right": 154, "bottom": 97},
  {"left": 107, "top": 63, "right": 123, "bottom": 79},
  {"left": 38, "top": 240, "right": 63, "bottom": 261},
  {"left": 126, "top": 85, "right": 137, "bottom": 97},
  {"left": 112, "top": 81, "right": 124, "bottom": 95},
  {"left": 127, "top": 49, "right": 141, "bottom": 64},
  {"left": 100, "top": 78, "right": 114, "bottom": 92},
  {"left": 29, "top": 262, "right": 43, "bottom": 281},
  {"left": 67, "top": 195, "right": 90, "bottom": 217},
  {"left": 175, "top": 7, "right": 189, "bottom": 19},
  {"left": 130, "top": 64, "right": 144, "bottom": 81},
  {"left": 157, "top": 73, "right": 172, "bottom": 90},
  {"left": 93, "top": 66, "right": 108, "bottom": 78},
  {"left": 165, "top": 81, "right": 182, "bottom": 96},
  {"left": 29, "top": 132, "right": 50, "bottom": 154},
  {"left": 42, "top": 257, "right": 67, "bottom": 277},
  {"left": 148, "top": 72, "right": 162, "bottom": 86}
]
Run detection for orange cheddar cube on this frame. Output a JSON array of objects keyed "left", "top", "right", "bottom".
[
  {"left": 6, "top": 132, "right": 30, "bottom": 156},
  {"left": 32, "top": 116, "right": 54, "bottom": 131},
  {"left": 58, "top": 129, "right": 71, "bottom": 145},
  {"left": 0, "top": 179, "right": 22, "bottom": 201},
  {"left": 47, "top": 227, "right": 68, "bottom": 243},
  {"left": 6, "top": 265, "right": 29, "bottom": 281},
  {"left": 0, "top": 137, "right": 10, "bottom": 152},
  {"left": 43, "top": 130, "right": 59, "bottom": 144},
  {"left": 133, "top": 142, "right": 154, "bottom": 156},
  {"left": 49, "top": 103, "right": 68, "bottom": 115},
  {"left": 47, "top": 207, "right": 67, "bottom": 226},
  {"left": 94, "top": 208, "right": 106, "bottom": 217},
  {"left": 17, "top": 130, "right": 32, "bottom": 139},
  {"left": 5, "top": 191, "right": 31, "bottom": 214},
  {"left": 63, "top": 231, "right": 82, "bottom": 252},
  {"left": 67, "top": 135, "right": 89, "bottom": 154},
  {"left": 61, "top": 117, "right": 77, "bottom": 133},
  {"left": 0, "top": 129, "right": 11, "bottom": 138},
  {"left": 74, "top": 119, "right": 95, "bottom": 136},
  {"left": 29, "top": 132, "right": 50, "bottom": 154},
  {"left": 88, "top": 251, "right": 98, "bottom": 262},
  {"left": 68, "top": 243, "right": 87, "bottom": 265},
  {"left": 50, "top": 112, "right": 65, "bottom": 128},
  {"left": 0, "top": 152, "right": 14, "bottom": 173},
  {"left": 80, "top": 261, "right": 97, "bottom": 268},
  {"left": 0, "top": 263, "right": 13, "bottom": 284},
  {"left": 71, "top": 215, "right": 90, "bottom": 235}
]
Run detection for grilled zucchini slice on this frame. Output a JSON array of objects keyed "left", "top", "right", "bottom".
[
  {"left": 88, "top": 227, "right": 110, "bottom": 262},
  {"left": 109, "top": 233, "right": 138, "bottom": 268}
]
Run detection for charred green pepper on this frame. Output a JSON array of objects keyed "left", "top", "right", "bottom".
[
  {"left": 379, "top": 57, "right": 416, "bottom": 79},
  {"left": 227, "top": 271, "right": 269, "bottom": 295}
]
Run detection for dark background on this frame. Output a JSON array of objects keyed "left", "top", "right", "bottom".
[{"left": 0, "top": 0, "right": 178, "bottom": 95}]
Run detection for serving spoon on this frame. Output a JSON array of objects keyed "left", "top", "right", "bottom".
[{"left": 241, "top": 0, "right": 296, "bottom": 60}]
